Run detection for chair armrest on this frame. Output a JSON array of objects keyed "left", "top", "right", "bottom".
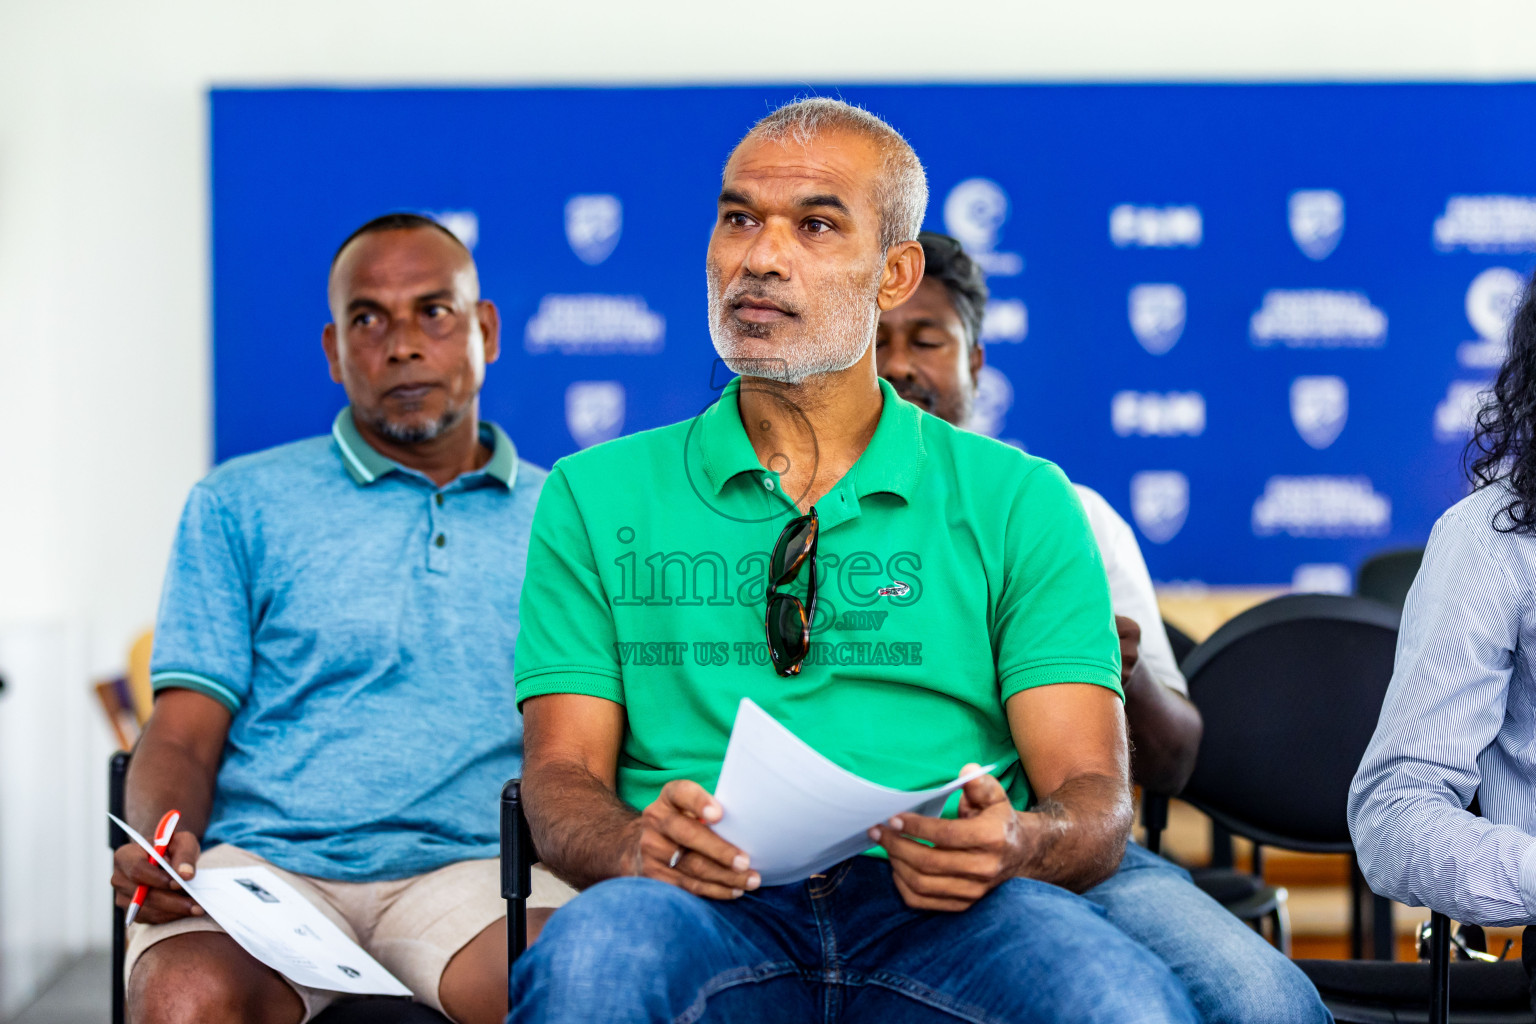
[
  {"left": 501, "top": 778, "right": 535, "bottom": 900},
  {"left": 109, "top": 750, "right": 131, "bottom": 848}
]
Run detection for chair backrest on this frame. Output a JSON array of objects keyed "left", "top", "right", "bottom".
[
  {"left": 1163, "top": 619, "right": 1198, "bottom": 668},
  {"left": 1179, "top": 593, "right": 1399, "bottom": 853},
  {"left": 1356, "top": 547, "right": 1425, "bottom": 613}
]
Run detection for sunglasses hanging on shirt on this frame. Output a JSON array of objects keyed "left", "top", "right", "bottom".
[{"left": 764, "top": 506, "right": 818, "bottom": 676}]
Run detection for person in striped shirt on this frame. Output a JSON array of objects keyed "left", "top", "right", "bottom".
[{"left": 1351, "top": 270, "right": 1536, "bottom": 929}]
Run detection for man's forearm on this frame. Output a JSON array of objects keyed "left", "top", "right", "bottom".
[
  {"left": 1015, "top": 772, "right": 1132, "bottom": 893},
  {"left": 125, "top": 730, "right": 219, "bottom": 840},
  {"left": 524, "top": 759, "right": 643, "bottom": 890},
  {"left": 1123, "top": 661, "right": 1202, "bottom": 795}
]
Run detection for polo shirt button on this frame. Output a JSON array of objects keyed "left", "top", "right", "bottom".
[
  {"left": 764, "top": 478, "right": 775, "bottom": 491},
  {"left": 435, "top": 494, "right": 444, "bottom": 507},
  {"left": 435, "top": 533, "right": 446, "bottom": 548}
]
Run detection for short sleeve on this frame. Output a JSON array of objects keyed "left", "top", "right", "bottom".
[
  {"left": 514, "top": 465, "right": 624, "bottom": 709},
  {"left": 1074, "top": 484, "right": 1187, "bottom": 697},
  {"left": 148, "top": 484, "right": 254, "bottom": 713},
  {"left": 994, "top": 465, "right": 1123, "bottom": 702}
]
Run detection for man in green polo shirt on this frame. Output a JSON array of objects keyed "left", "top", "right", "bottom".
[{"left": 511, "top": 99, "right": 1199, "bottom": 1023}]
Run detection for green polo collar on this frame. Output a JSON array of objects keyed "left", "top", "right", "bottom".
[
  {"left": 696, "top": 376, "right": 924, "bottom": 501},
  {"left": 332, "top": 408, "right": 518, "bottom": 490}
]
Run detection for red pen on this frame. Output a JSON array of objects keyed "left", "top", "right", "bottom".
[{"left": 124, "top": 809, "right": 181, "bottom": 927}]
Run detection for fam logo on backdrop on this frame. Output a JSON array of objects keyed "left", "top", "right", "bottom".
[
  {"left": 943, "top": 179, "right": 1023, "bottom": 277},
  {"left": 1110, "top": 205, "right": 1202, "bottom": 249},
  {"left": 1252, "top": 476, "right": 1390, "bottom": 537},
  {"left": 1250, "top": 290, "right": 1387, "bottom": 349},
  {"left": 1130, "top": 471, "right": 1189, "bottom": 544},
  {"left": 1433, "top": 195, "right": 1536, "bottom": 253},
  {"left": 1458, "top": 266, "right": 1525, "bottom": 369},
  {"left": 1290, "top": 376, "right": 1348, "bottom": 449},
  {"left": 965, "top": 365, "right": 1015, "bottom": 438},
  {"left": 1288, "top": 190, "right": 1344, "bottom": 261},
  {"left": 1112, "top": 391, "right": 1205, "bottom": 437},
  {"left": 426, "top": 210, "right": 479, "bottom": 250},
  {"left": 565, "top": 381, "right": 626, "bottom": 448},
  {"left": 1128, "top": 284, "right": 1186, "bottom": 355},
  {"left": 565, "top": 194, "right": 623, "bottom": 265}
]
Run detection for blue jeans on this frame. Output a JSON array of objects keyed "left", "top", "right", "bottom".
[
  {"left": 1083, "top": 843, "right": 1332, "bottom": 1024},
  {"left": 512, "top": 856, "right": 1199, "bottom": 1023}
]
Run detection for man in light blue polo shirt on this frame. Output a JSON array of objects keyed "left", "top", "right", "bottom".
[{"left": 110, "top": 214, "right": 566, "bottom": 1024}]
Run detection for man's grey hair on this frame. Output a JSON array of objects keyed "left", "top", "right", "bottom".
[{"left": 740, "top": 98, "right": 928, "bottom": 252}]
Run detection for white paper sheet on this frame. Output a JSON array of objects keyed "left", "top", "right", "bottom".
[
  {"left": 110, "top": 814, "right": 411, "bottom": 996},
  {"left": 711, "top": 698, "right": 997, "bottom": 886}
]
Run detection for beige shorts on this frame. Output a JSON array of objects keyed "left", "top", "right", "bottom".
[{"left": 124, "top": 843, "right": 576, "bottom": 1020}]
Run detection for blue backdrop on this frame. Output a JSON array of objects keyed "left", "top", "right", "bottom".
[{"left": 211, "top": 84, "right": 1536, "bottom": 586}]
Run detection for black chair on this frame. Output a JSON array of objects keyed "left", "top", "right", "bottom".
[
  {"left": 109, "top": 751, "right": 452, "bottom": 1024},
  {"left": 1312, "top": 787, "right": 1534, "bottom": 1024},
  {"left": 1163, "top": 619, "right": 1198, "bottom": 668},
  {"left": 1356, "top": 548, "right": 1425, "bottom": 613},
  {"left": 1143, "top": 596, "right": 1536, "bottom": 1022},
  {"left": 1301, "top": 909, "right": 1533, "bottom": 1024},
  {"left": 1156, "top": 618, "right": 1255, "bottom": 900},
  {"left": 1143, "top": 594, "right": 1402, "bottom": 960}
]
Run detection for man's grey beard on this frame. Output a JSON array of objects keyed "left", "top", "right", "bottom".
[
  {"left": 365, "top": 404, "right": 466, "bottom": 445},
  {"left": 708, "top": 261, "right": 884, "bottom": 385}
]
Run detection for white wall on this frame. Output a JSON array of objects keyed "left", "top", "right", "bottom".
[{"left": 1, "top": 0, "right": 1534, "bottom": 1010}]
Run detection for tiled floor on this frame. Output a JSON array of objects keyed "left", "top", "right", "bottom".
[{"left": 4, "top": 952, "right": 109, "bottom": 1024}]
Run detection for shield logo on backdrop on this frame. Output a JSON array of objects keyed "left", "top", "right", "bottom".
[
  {"left": 428, "top": 210, "right": 479, "bottom": 250},
  {"left": 964, "top": 365, "right": 1016, "bottom": 438},
  {"left": 1127, "top": 284, "right": 1186, "bottom": 355},
  {"left": 1288, "top": 190, "right": 1345, "bottom": 261},
  {"left": 1290, "top": 375, "right": 1348, "bottom": 449},
  {"left": 564, "top": 194, "right": 622, "bottom": 265},
  {"left": 565, "top": 381, "right": 625, "bottom": 448},
  {"left": 1130, "top": 471, "right": 1190, "bottom": 544}
]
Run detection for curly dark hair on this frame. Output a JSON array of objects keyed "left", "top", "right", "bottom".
[
  {"left": 918, "top": 231, "right": 989, "bottom": 348},
  {"left": 1465, "top": 269, "right": 1536, "bottom": 531}
]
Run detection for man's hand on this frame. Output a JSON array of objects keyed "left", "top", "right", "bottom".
[
  {"left": 870, "top": 765, "right": 1029, "bottom": 912},
  {"left": 635, "top": 780, "right": 760, "bottom": 900},
  {"left": 110, "top": 832, "right": 204, "bottom": 925},
  {"left": 117, "top": 688, "right": 228, "bottom": 921},
  {"left": 1115, "top": 615, "right": 1141, "bottom": 685}
]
